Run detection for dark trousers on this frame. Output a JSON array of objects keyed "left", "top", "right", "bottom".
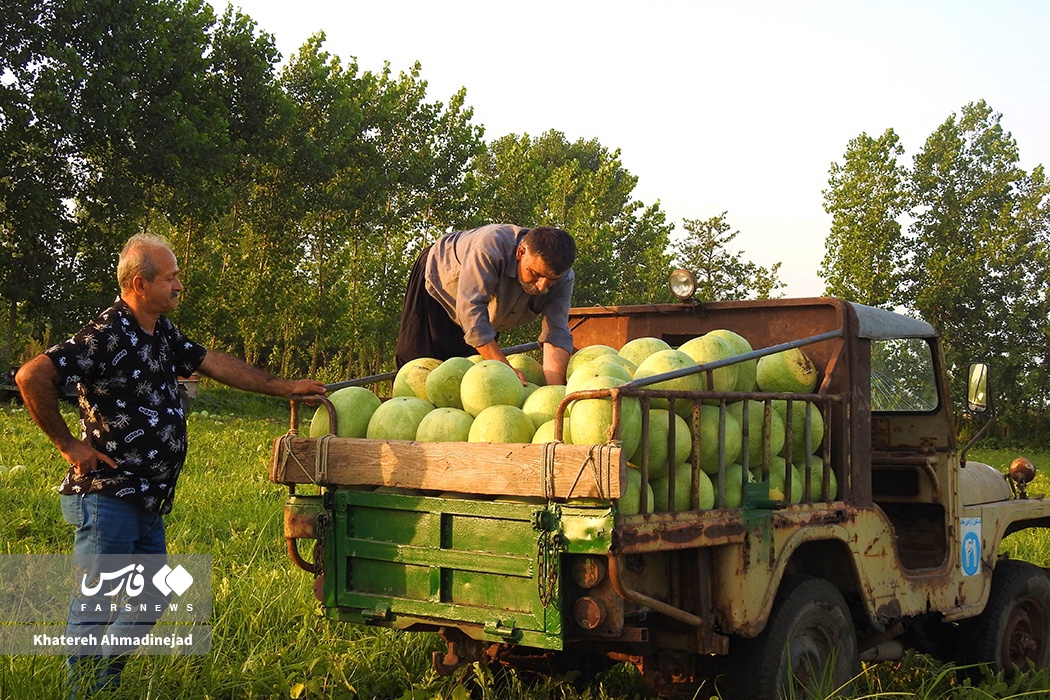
[{"left": 395, "top": 246, "right": 475, "bottom": 367}]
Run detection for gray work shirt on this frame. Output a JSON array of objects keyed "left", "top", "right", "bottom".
[{"left": 424, "top": 224, "right": 575, "bottom": 353}]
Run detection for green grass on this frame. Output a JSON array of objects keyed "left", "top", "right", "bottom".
[{"left": 2, "top": 393, "right": 1050, "bottom": 699}]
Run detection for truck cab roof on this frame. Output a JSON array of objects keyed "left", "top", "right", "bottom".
[{"left": 849, "top": 302, "right": 937, "bottom": 340}]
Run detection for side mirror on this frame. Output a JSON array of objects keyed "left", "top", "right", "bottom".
[{"left": 967, "top": 363, "right": 989, "bottom": 413}]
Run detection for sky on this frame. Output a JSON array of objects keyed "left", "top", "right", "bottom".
[{"left": 225, "top": 0, "right": 1050, "bottom": 297}]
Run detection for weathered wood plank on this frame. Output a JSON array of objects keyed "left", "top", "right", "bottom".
[{"left": 270, "top": 436, "right": 622, "bottom": 500}]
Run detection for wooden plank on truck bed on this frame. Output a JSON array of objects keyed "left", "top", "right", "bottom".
[{"left": 270, "top": 436, "right": 622, "bottom": 500}]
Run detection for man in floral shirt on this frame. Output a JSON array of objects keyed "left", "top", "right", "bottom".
[
  {"left": 16, "top": 233, "right": 325, "bottom": 696},
  {"left": 45, "top": 292, "right": 204, "bottom": 514}
]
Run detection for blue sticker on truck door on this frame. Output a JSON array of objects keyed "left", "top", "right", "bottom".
[{"left": 960, "top": 517, "right": 981, "bottom": 577}]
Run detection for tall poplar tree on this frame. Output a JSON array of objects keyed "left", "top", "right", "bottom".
[
  {"left": 820, "top": 129, "right": 908, "bottom": 308},
  {"left": 907, "top": 100, "right": 1050, "bottom": 429},
  {"left": 1, "top": 0, "right": 79, "bottom": 360}
]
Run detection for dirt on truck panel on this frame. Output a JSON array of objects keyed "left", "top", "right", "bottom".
[{"left": 271, "top": 296, "right": 1050, "bottom": 700}]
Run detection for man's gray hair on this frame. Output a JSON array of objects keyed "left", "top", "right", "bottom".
[{"left": 117, "top": 233, "right": 174, "bottom": 291}]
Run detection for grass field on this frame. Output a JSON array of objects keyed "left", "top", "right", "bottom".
[{"left": 2, "top": 388, "right": 1050, "bottom": 699}]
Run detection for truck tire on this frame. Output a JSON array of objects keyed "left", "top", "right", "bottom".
[
  {"left": 961, "top": 559, "right": 1050, "bottom": 679},
  {"left": 728, "top": 575, "right": 858, "bottom": 700}
]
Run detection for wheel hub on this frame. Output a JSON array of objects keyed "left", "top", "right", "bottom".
[{"left": 1002, "top": 599, "right": 1045, "bottom": 670}]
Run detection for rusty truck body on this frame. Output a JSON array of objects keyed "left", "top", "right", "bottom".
[{"left": 271, "top": 296, "right": 1050, "bottom": 698}]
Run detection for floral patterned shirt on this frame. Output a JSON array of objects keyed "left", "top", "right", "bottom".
[{"left": 46, "top": 298, "right": 207, "bottom": 514}]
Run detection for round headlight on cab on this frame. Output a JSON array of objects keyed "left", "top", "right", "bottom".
[{"left": 668, "top": 269, "right": 698, "bottom": 301}]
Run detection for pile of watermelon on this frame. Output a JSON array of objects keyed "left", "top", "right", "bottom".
[{"left": 309, "top": 329, "right": 834, "bottom": 513}]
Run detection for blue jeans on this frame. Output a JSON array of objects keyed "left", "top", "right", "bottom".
[{"left": 61, "top": 493, "right": 168, "bottom": 698}]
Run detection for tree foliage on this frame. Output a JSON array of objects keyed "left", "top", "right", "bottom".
[
  {"left": 1, "top": 0, "right": 81, "bottom": 356},
  {"left": 673, "top": 213, "right": 784, "bottom": 301},
  {"left": 822, "top": 100, "right": 1050, "bottom": 443},
  {"left": 2, "top": 0, "right": 275, "bottom": 353},
  {"left": 2, "top": 2, "right": 677, "bottom": 380},
  {"left": 821, "top": 129, "right": 908, "bottom": 308},
  {"left": 908, "top": 101, "right": 1050, "bottom": 433}
]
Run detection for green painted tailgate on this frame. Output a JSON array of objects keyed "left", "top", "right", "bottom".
[{"left": 323, "top": 489, "right": 612, "bottom": 649}]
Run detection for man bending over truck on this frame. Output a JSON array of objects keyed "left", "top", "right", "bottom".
[{"left": 395, "top": 224, "right": 576, "bottom": 385}]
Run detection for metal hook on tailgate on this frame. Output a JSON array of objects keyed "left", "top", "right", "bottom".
[{"left": 283, "top": 493, "right": 328, "bottom": 575}]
